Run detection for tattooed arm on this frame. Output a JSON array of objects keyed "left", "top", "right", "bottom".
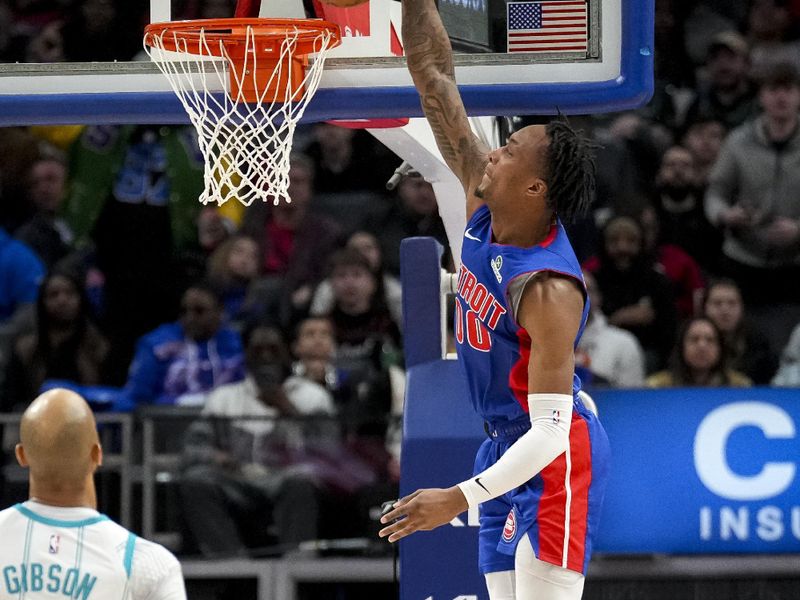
[{"left": 402, "top": 0, "right": 489, "bottom": 218}]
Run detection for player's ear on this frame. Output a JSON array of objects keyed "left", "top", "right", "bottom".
[
  {"left": 528, "top": 178, "right": 547, "bottom": 198},
  {"left": 15, "top": 444, "right": 28, "bottom": 468},
  {"left": 91, "top": 442, "right": 103, "bottom": 469}
]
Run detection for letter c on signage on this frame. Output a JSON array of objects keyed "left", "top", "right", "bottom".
[{"left": 693, "top": 402, "right": 795, "bottom": 500}]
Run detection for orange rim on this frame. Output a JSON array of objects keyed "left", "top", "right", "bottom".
[
  {"left": 144, "top": 18, "right": 342, "bottom": 103},
  {"left": 144, "top": 18, "right": 341, "bottom": 57}
]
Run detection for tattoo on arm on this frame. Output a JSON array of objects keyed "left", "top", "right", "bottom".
[{"left": 402, "top": 0, "right": 488, "bottom": 187}]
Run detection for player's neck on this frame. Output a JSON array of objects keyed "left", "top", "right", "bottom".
[
  {"left": 491, "top": 209, "right": 554, "bottom": 247},
  {"left": 28, "top": 479, "right": 98, "bottom": 510}
]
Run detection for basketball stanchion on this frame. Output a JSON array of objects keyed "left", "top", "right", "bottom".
[{"left": 144, "top": 18, "right": 341, "bottom": 206}]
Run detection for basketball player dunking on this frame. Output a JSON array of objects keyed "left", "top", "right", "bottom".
[
  {"left": 377, "top": 1, "right": 611, "bottom": 598},
  {"left": 0, "top": 389, "right": 186, "bottom": 600}
]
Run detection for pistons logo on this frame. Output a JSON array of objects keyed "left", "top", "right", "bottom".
[{"left": 502, "top": 508, "right": 517, "bottom": 542}]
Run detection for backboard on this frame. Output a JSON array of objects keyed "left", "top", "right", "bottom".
[{"left": 0, "top": 0, "right": 653, "bottom": 125}]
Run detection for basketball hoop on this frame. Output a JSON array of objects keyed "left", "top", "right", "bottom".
[{"left": 144, "top": 18, "right": 341, "bottom": 206}]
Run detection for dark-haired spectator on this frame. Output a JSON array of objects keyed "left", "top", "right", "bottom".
[
  {"left": 681, "top": 115, "right": 727, "bottom": 187},
  {"left": 575, "top": 270, "right": 646, "bottom": 388},
  {"left": 703, "top": 278, "right": 777, "bottom": 383},
  {"left": 3, "top": 271, "right": 108, "bottom": 411},
  {"left": 119, "top": 283, "right": 245, "bottom": 408},
  {"left": 303, "top": 124, "right": 397, "bottom": 194},
  {"left": 179, "top": 324, "right": 324, "bottom": 557},
  {"left": 364, "top": 173, "right": 451, "bottom": 275},
  {"left": 640, "top": 205, "right": 706, "bottom": 319},
  {"left": 321, "top": 248, "right": 401, "bottom": 434},
  {"left": 705, "top": 61, "right": 800, "bottom": 320},
  {"left": 241, "top": 153, "right": 341, "bottom": 326},
  {"left": 206, "top": 233, "right": 262, "bottom": 327},
  {"left": 286, "top": 316, "right": 340, "bottom": 409},
  {"left": 583, "top": 215, "right": 677, "bottom": 371},
  {"left": 747, "top": 0, "right": 800, "bottom": 75},
  {"left": 652, "top": 145, "right": 722, "bottom": 272},
  {"left": 646, "top": 316, "right": 752, "bottom": 387},
  {"left": 685, "top": 31, "right": 758, "bottom": 130},
  {"left": 310, "top": 231, "right": 403, "bottom": 327},
  {"left": 15, "top": 152, "right": 77, "bottom": 271}
]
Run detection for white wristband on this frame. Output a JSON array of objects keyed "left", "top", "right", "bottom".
[{"left": 457, "top": 393, "right": 573, "bottom": 508}]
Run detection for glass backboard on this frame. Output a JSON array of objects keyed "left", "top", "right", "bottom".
[{"left": 0, "top": 0, "right": 653, "bottom": 125}]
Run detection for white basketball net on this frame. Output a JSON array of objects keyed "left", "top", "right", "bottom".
[{"left": 145, "top": 24, "right": 337, "bottom": 206}]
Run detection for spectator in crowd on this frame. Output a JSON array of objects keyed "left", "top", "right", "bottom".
[
  {"left": 15, "top": 151, "right": 77, "bottom": 270},
  {"left": 771, "top": 318, "right": 800, "bottom": 385},
  {"left": 583, "top": 215, "right": 677, "bottom": 371},
  {"left": 179, "top": 324, "right": 327, "bottom": 557},
  {"left": 310, "top": 231, "right": 403, "bottom": 327},
  {"left": 0, "top": 128, "right": 40, "bottom": 231},
  {"left": 640, "top": 205, "right": 706, "bottom": 319},
  {"left": 321, "top": 248, "right": 401, "bottom": 434},
  {"left": 60, "top": 0, "right": 140, "bottom": 62},
  {"left": 0, "top": 224, "right": 45, "bottom": 394},
  {"left": 364, "top": 172, "right": 451, "bottom": 275},
  {"left": 0, "top": 226, "right": 45, "bottom": 328},
  {"left": 23, "top": 19, "right": 65, "bottom": 62},
  {"left": 119, "top": 282, "right": 245, "bottom": 408},
  {"left": 703, "top": 278, "right": 777, "bottom": 384},
  {"left": 64, "top": 124, "right": 206, "bottom": 383},
  {"left": 747, "top": 0, "right": 800, "bottom": 76},
  {"left": 652, "top": 145, "right": 722, "bottom": 272},
  {"left": 647, "top": 316, "right": 752, "bottom": 387},
  {"left": 575, "top": 270, "right": 646, "bottom": 388},
  {"left": 3, "top": 270, "right": 108, "bottom": 411},
  {"left": 681, "top": 115, "right": 727, "bottom": 187},
  {"left": 206, "top": 233, "right": 262, "bottom": 327},
  {"left": 286, "top": 316, "right": 340, "bottom": 409},
  {"left": 241, "top": 153, "right": 341, "bottom": 326},
  {"left": 303, "top": 123, "right": 397, "bottom": 194},
  {"left": 704, "top": 61, "right": 800, "bottom": 343},
  {"left": 685, "top": 31, "right": 757, "bottom": 130}
]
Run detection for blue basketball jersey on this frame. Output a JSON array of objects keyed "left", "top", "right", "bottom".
[{"left": 454, "top": 204, "right": 589, "bottom": 423}]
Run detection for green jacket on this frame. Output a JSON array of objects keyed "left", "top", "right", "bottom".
[{"left": 63, "top": 125, "right": 205, "bottom": 251}]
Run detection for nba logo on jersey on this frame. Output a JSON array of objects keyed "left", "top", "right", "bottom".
[
  {"left": 553, "top": 409, "right": 561, "bottom": 424},
  {"left": 48, "top": 534, "right": 60, "bottom": 554},
  {"left": 491, "top": 256, "right": 503, "bottom": 283},
  {"left": 502, "top": 508, "right": 517, "bottom": 542}
]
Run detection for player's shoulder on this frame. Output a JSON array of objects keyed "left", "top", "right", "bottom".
[
  {"left": 131, "top": 536, "right": 181, "bottom": 571},
  {"left": 127, "top": 536, "right": 185, "bottom": 600}
]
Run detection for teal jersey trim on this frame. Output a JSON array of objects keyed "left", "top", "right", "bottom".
[
  {"left": 14, "top": 504, "right": 109, "bottom": 528},
  {"left": 123, "top": 533, "right": 137, "bottom": 578}
]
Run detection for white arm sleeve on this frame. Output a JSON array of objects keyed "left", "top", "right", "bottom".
[
  {"left": 457, "top": 393, "right": 572, "bottom": 508},
  {"left": 129, "top": 538, "right": 187, "bottom": 600}
]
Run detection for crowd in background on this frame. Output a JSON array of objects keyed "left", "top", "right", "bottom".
[{"left": 2, "top": 0, "right": 800, "bottom": 557}]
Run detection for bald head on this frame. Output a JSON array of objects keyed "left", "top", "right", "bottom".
[{"left": 16, "top": 389, "right": 102, "bottom": 499}]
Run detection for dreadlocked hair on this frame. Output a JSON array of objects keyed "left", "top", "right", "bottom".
[{"left": 543, "top": 119, "right": 597, "bottom": 222}]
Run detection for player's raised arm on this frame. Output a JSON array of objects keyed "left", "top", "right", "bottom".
[{"left": 402, "top": 0, "right": 489, "bottom": 210}]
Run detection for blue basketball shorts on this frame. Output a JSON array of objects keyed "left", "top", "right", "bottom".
[{"left": 476, "top": 399, "right": 610, "bottom": 576}]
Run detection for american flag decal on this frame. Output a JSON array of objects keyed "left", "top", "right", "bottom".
[{"left": 506, "top": 1, "right": 588, "bottom": 54}]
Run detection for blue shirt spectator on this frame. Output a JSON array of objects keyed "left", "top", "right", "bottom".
[
  {"left": 0, "top": 227, "right": 45, "bottom": 323},
  {"left": 119, "top": 283, "right": 245, "bottom": 408}
]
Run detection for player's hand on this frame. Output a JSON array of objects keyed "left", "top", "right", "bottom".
[{"left": 378, "top": 486, "right": 468, "bottom": 543}]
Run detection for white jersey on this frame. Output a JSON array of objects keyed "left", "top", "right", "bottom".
[{"left": 0, "top": 501, "right": 186, "bottom": 600}]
